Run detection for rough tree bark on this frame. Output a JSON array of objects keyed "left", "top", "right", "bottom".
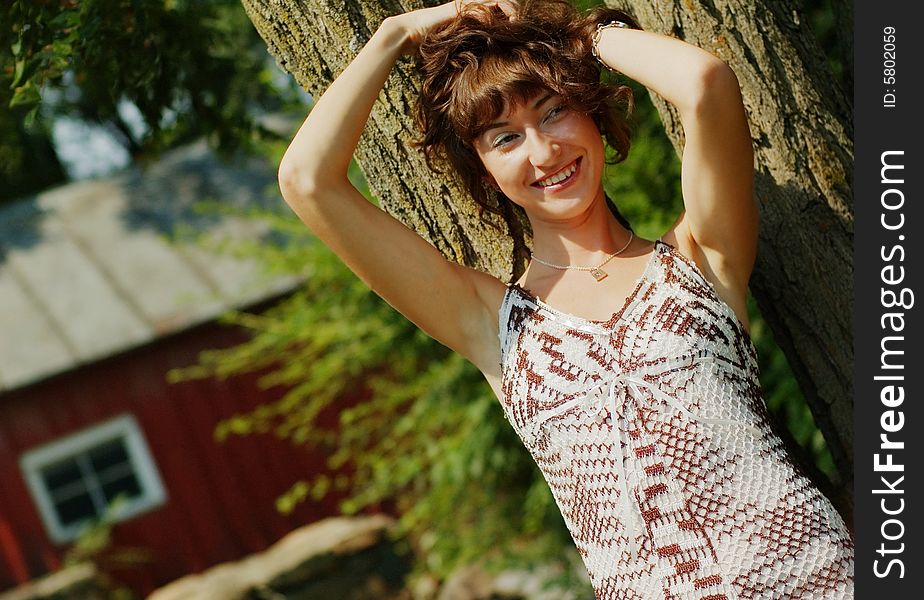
[{"left": 241, "top": 0, "right": 853, "bottom": 501}]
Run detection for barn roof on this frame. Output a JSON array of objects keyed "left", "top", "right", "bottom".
[{"left": 0, "top": 141, "right": 300, "bottom": 393}]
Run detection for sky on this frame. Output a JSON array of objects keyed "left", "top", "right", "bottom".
[{"left": 50, "top": 99, "right": 151, "bottom": 180}]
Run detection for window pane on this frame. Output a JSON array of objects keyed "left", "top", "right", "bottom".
[
  {"left": 87, "top": 438, "right": 130, "bottom": 473},
  {"left": 22, "top": 415, "right": 166, "bottom": 543},
  {"left": 54, "top": 492, "right": 97, "bottom": 527},
  {"left": 101, "top": 473, "right": 142, "bottom": 505},
  {"left": 97, "top": 462, "right": 134, "bottom": 485},
  {"left": 40, "top": 458, "right": 83, "bottom": 491}
]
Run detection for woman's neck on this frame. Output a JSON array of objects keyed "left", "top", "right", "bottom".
[{"left": 528, "top": 193, "right": 633, "bottom": 266}]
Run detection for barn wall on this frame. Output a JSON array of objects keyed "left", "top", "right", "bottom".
[{"left": 0, "top": 318, "right": 354, "bottom": 596}]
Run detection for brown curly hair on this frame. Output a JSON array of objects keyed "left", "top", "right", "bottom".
[{"left": 415, "top": 0, "right": 638, "bottom": 217}]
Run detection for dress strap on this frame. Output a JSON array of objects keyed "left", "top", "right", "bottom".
[
  {"left": 653, "top": 237, "right": 673, "bottom": 252},
  {"left": 497, "top": 283, "right": 518, "bottom": 359}
]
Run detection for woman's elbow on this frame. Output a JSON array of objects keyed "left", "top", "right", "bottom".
[
  {"left": 278, "top": 154, "right": 321, "bottom": 204},
  {"left": 684, "top": 58, "right": 742, "bottom": 115},
  {"left": 703, "top": 58, "right": 741, "bottom": 95}
]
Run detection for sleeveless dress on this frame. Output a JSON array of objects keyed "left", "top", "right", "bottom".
[{"left": 497, "top": 239, "right": 853, "bottom": 599}]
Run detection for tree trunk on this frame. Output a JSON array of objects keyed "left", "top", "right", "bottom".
[{"left": 241, "top": 0, "right": 853, "bottom": 501}]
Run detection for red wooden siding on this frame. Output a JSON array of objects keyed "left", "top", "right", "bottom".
[{"left": 0, "top": 319, "right": 351, "bottom": 596}]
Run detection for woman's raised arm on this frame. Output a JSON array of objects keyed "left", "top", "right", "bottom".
[
  {"left": 277, "top": 4, "right": 506, "bottom": 375},
  {"left": 594, "top": 25, "right": 757, "bottom": 323}
]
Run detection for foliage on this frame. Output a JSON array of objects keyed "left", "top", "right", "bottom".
[
  {"left": 61, "top": 498, "right": 152, "bottom": 599},
  {"left": 604, "top": 81, "right": 683, "bottom": 240},
  {"left": 0, "top": 0, "right": 300, "bottom": 202},
  {"left": 750, "top": 308, "right": 837, "bottom": 480},
  {"left": 171, "top": 212, "right": 590, "bottom": 589},
  {"left": 801, "top": 0, "right": 849, "bottom": 93}
]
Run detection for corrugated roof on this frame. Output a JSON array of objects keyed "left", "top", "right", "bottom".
[{"left": 0, "top": 141, "right": 301, "bottom": 393}]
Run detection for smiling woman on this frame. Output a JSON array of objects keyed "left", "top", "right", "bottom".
[{"left": 277, "top": 0, "right": 854, "bottom": 596}]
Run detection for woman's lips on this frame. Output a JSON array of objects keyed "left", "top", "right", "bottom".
[{"left": 532, "top": 157, "right": 581, "bottom": 191}]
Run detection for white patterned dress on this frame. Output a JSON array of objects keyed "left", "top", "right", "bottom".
[{"left": 497, "top": 239, "right": 853, "bottom": 599}]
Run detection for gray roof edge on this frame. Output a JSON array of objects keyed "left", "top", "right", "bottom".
[
  {"left": 0, "top": 140, "right": 307, "bottom": 395},
  {"left": 0, "top": 276, "right": 303, "bottom": 396}
]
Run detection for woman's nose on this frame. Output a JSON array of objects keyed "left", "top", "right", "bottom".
[{"left": 526, "top": 131, "right": 561, "bottom": 167}]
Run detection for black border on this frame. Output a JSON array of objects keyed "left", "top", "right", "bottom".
[{"left": 854, "top": 2, "right": 922, "bottom": 595}]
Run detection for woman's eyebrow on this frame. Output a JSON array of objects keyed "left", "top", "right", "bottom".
[
  {"left": 483, "top": 119, "right": 508, "bottom": 133},
  {"left": 532, "top": 92, "right": 555, "bottom": 109}
]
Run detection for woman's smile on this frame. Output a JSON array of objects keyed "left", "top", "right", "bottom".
[{"left": 532, "top": 157, "right": 582, "bottom": 191}]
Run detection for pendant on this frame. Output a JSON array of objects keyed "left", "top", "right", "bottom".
[{"left": 590, "top": 268, "right": 608, "bottom": 282}]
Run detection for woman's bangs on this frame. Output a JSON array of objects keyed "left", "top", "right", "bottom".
[{"left": 453, "top": 56, "right": 554, "bottom": 141}]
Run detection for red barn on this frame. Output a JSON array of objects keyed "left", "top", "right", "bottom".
[{"left": 0, "top": 143, "right": 340, "bottom": 595}]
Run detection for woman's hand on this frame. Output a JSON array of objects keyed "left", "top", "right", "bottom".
[
  {"left": 388, "top": 0, "right": 517, "bottom": 55},
  {"left": 387, "top": 1, "right": 457, "bottom": 55}
]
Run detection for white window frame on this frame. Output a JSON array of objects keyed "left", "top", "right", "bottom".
[{"left": 20, "top": 413, "right": 167, "bottom": 544}]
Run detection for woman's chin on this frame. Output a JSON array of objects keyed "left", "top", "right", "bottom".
[{"left": 526, "top": 196, "right": 602, "bottom": 223}]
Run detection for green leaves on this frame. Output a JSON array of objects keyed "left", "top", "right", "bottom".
[
  {"left": 4, "top": 0, "right": 78, "bottom": 108},
  {"left": 170, "top": 202, "right": 584, "bottom": 585},
  {"left": 1, "top": 0, "right": 303, "bottom": 203},
  {"left": 9, "top": 80, "right": 39, "bottom": 106}
]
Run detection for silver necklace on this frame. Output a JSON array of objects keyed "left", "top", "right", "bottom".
[{"left": 530, "top": 231, "right": 634, "bottom": 282}]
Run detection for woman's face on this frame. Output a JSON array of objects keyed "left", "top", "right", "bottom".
[{"left": 473, "top": 91, "right": 606, "bottom": 222}]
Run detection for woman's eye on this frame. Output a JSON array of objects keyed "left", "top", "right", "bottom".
[
  {"left": 492, "top": 133, "right": 518, "bottom": 148},
  {"left": 545, "top": 105, "right": 566, "bottom": 121}
]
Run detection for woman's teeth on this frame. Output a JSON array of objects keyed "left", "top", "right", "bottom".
[{"left": 537, "top": 162, "right": 577, "bottom": 187}]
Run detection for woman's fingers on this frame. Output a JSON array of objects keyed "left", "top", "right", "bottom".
[
  {"left": 392, "top": 2, "right": 457, "bottom": 54},
  {"left": 459, "top": 0, "right": 518, "bottom": 16},
  {"left": 394, "top": 0, "right": 519, "bottom": 55}
]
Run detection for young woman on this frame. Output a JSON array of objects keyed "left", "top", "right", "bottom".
[{"left": 278, "top": 0, "right": 854, "bottom": 596}]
